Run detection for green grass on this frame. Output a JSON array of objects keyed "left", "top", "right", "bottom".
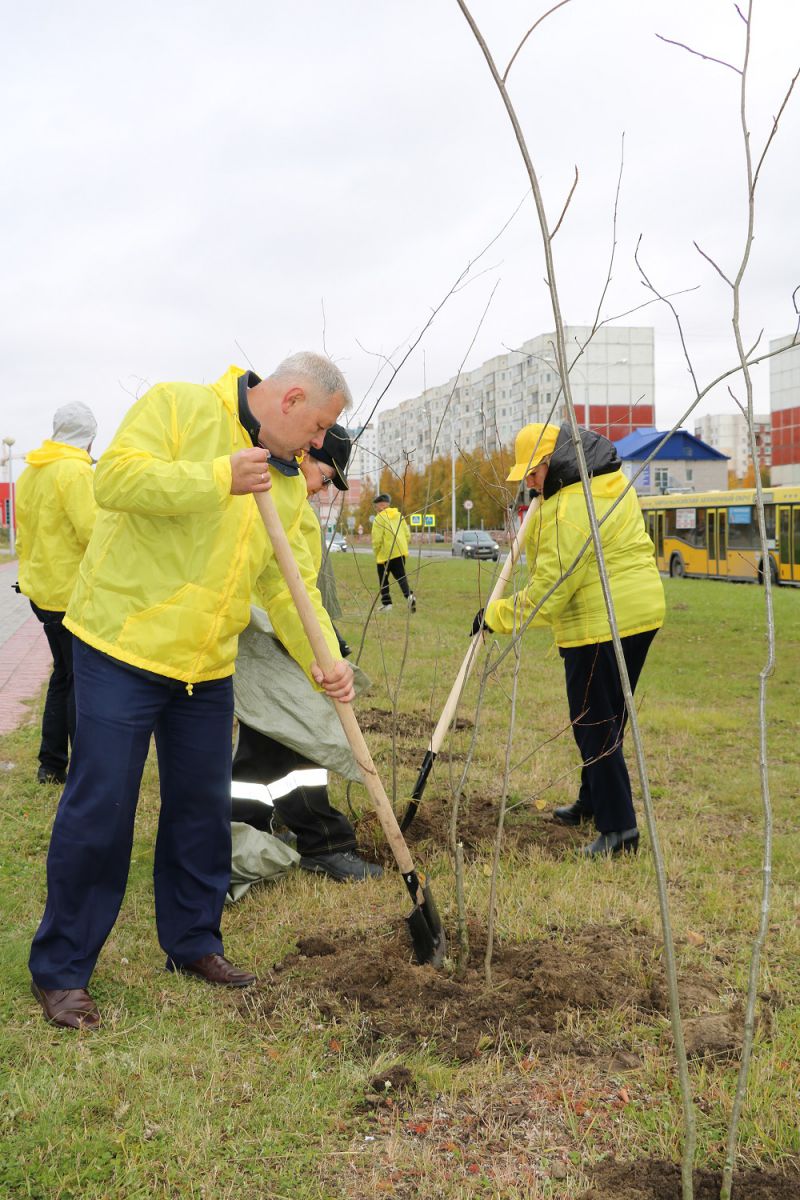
[{"left": 1, "top": 558, "right": 799, "bottom": 1198}]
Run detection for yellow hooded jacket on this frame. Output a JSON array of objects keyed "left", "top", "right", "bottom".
[
  {"left": 371, "top": 506, "right": 409, "bottom": 564},
  {"left": 16, "top": 441, "right": 97, "bottom": 611},
  {"left": 485, "top": 470, "right": 665, "bottom": 648},
  {"left": 64, "top": 367, "right": 339, "bottom": 686}
]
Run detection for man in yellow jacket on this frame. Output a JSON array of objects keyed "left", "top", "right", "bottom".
[
  {"left": 475, "top": 422, "right": 664, "bottom": 858},
  {"left": 371, "top": 493, "right": 415, "bottom": 612},
  {"left": 29, "top": 353, "right": 355, "bottom": 1030},
  {"left": 16, "top": 403, "right": 98, "bottom": 785}
]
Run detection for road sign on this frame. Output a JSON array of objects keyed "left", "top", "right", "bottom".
[
  {"left": 409, "top": 513, "right": 422, "bottom": 527},
  {"left": 423, "top": 514, "right": 435, "bottom": 527},
  {"left": 463, "top": 499, "right": 474, "bottom": 511}
]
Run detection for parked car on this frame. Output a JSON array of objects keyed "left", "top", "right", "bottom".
[
  {"left": 434, "top": 531, "right": 445, "bottom": 542},
  {"left": 325, "top": 532, "right": 350, "bottom": 553},
  {"left": 451, "top": 530, "right": 500, "bottom": 561}
]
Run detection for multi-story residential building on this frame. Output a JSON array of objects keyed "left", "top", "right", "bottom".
[
  {"left": 377, "top": 325, "right": 655, "bottom": 473},
  {"left": 770, "top": 335, "right": 800, "bottom": 485},
  {"left": 694, "top": 412, "right": 771, "bottom": 480}
]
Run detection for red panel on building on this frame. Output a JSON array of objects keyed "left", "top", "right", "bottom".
[{"left": 567, "top": 405, "right": 654, "bottom": 439}]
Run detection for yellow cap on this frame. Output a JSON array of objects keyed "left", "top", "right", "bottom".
[{"left": 506, "top": 423, "right": 560, "bottom": 482}]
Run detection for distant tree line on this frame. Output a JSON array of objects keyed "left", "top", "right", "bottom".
[{"left": 353, "top": 446, "right": 517, "bottom": 533}]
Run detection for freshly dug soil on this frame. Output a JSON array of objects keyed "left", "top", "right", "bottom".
[
  {"left": 357, "top": 707, "right": 473, "bottom": 740},
  {"left": 241, "top": 921, "right": 721, "bottom": 1062},
  {"left": 402, "top": 793, "right": 581, "bottom": 855},
  {"left": 579, "top": 1158, "right": 800, "bottom": 1199}
]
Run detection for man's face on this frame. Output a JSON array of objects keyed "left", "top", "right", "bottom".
[{"left": 253, "top": 382, "right": 345, "bottom": 459}]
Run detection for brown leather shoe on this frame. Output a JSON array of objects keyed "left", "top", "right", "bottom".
[
  {"left": 31, "top": 982, "right": 101, "bottom": 1030},
  {"left": 168, "top": 952, "right": 256, "bottom": 988}
]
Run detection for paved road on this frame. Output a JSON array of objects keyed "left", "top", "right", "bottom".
[{"left": 0, "top": 558, "right": 52, "bottom": 736}]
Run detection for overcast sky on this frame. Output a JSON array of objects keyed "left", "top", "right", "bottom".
[{"left": 2, "top": 0, "right": 798, "bottom": 462}]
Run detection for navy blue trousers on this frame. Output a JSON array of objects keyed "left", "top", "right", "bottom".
[
  {"left": 30, "top": 602, "right": 75, "bottom": 775},
  {"left": 29, "top": 639, "right": 234, "bottom": 989},
  {"left": 560, "top": 629, "right": 657, "bottom": 834}
]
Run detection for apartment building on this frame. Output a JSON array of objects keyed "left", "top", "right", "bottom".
[
  {"left": 770, "top": 335, "right": 800, "bottom": 485},
  {"left": 694, "top": 412, "right": 771, "bottom": 479},
  {"left": 377, "top": 325, "right": 655, "bottom": 473}
]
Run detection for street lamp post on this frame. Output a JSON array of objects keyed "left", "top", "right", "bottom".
[{"left": 2, "top": 437, "right": 16, "bottom": 556}]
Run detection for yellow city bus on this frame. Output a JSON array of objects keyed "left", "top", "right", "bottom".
[{"left": 639, "top": 486, "right": 800, "bottom": 586}]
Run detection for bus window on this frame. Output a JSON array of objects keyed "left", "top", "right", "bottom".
[
  {"left": 708, "top": 510, "right": 717, "bottom": 564},
  {"left": 717, "top": 510, "right": 728, "bottom": 575},
  {"left": 779, "top": 508, "right": 790, "bottom": 565}
]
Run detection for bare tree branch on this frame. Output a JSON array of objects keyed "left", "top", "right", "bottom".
[
  {"left": 693, "top": 240, "right": 734, "bottom": 287},
  {"left": 502, "top": 0, "right": 573, "bottom": 84},
  {"left": 655, "top": 32, "right": 742, "bottom": 75},
  {"left": 752, "top": 67, "right": 800, "bottom": 192},
  {"left": 549, "top": 165, "right": 579, "bottom": 241}
]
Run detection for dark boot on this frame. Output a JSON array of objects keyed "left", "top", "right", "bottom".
[{"left": 553, "top": 799, "right": 592, "bottom": 826}]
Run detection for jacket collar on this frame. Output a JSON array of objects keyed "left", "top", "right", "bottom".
[{"left": 236, "top": 370, "right": 300, "bottom": 477}]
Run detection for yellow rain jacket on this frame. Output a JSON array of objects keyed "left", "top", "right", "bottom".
[
  {"left": 16, "top": 441, "right": 97, "bottom": 611},
  {"left": 64, "top": 367, "right": 339, "bottom": 685},
  {"left": 371, "top": 506, "right": 409, "bottom": 564},
  {"left": 486, "top": 469, "right": 664, "bottom": 648}
]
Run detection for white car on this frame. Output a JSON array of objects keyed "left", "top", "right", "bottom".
[{"left": 325, "top": 532, "right": 350, "bottom": 553}]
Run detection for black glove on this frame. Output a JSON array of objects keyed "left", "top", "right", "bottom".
[
  {"left": 470, "top": 608, "right": 493, "bottom": 637},
  {"left": 332, "top": 623, "right": 352, "bottom": 658}
]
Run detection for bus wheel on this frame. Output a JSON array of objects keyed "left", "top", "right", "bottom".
[
  {"left": 759, "top": 557, "right": 779, "bottom": 586},
  {"left": 669, "top": 554, "right": 685, "bottom": 578}
]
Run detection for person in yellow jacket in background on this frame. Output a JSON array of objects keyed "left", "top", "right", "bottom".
[
  {"left": 473, "top": 422, "right": 664, "bottom": 858},
  {"left": 16, "top": 403, "right": 98, "bottom": 785},
  {"left": 29, "top": 353, "right": 355, "bottom": 1031},
  {"left": 371, "top": 493, "right": 415, "bottom": 613}
]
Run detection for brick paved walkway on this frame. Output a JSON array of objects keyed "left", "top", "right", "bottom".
[{"left": 0, "top": 559, "right": 52, "bottom": 736}]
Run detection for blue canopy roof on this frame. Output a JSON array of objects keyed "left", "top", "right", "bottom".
[{"left": 614, "top": 428, "right": 729, "bottom": 462}]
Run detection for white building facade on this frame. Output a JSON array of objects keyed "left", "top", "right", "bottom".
[
  {"left": 693, "top": 412, "right": 771, "bottom": 480},
  {"left": 377, "top": 325, "right": 655, "bottom": 474},
  {"left": 770, "top": 335, "right": 800, "bottom": 485}
]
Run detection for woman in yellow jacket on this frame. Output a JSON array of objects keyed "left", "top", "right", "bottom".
[
  {"left": 15, "top": 403, "right": 97, "bottom": 785},
  {"left": 28, "top": 354, "right": 354, "bottom": 1031},
  {"left": 371, "top": 493, "right": 415, "bottom": 612},
  {"left": 476, "top": 422, "right": 664, "bottom": 858}
]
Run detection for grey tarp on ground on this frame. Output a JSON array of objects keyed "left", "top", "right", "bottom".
[
  {"left": 232, "top": 606, "right": 369, "bottom": 783},
  {"left": 227, "top": 821, "right": 300, "bottom": 903}
]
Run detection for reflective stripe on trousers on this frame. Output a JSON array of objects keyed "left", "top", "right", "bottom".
[{"left": 231, "top": 768, "right": 329, "bottom": 805}]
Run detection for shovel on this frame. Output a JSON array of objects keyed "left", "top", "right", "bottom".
[
  {"left": 400, "top": 497, "right": 542, "bottom": 831},
  {"left": 253, "top": 489, "right": 447, "bottom": 968}
]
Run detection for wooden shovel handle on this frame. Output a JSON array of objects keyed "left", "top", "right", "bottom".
[
  {"left": 253, "top": 490, "right": 416, "bottom": 876},
  {"left": 427, "top": 497, "right": 542, "bottom": 756}
]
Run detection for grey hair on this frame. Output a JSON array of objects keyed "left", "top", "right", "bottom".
[{"left": 269, "top": 351, "right": 353, "bottom": 411}]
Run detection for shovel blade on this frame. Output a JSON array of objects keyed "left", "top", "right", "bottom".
[{"left": 405, "top": 880, "right": 447, "bottom": 968}]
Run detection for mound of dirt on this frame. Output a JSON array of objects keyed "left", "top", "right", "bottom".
[
  {"left": 357, "top": 707, "right": 473, "bottom": 740},
  {"left": 403, "top": 793, "right": 582, "bottom": 855},
  {"left": 241, "top": 922, "right": 720, "bottom": 1062},
  {"left": 579, "top": 1158, "right": 800, "bottom": 1199}
]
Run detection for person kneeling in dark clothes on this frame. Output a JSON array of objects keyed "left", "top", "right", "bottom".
[{"left": 230, "top": 425, "right": 382, "bottom": 883}]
